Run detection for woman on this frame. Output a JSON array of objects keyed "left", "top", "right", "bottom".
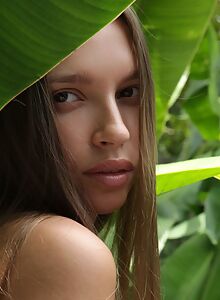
[{"left": 0, "top": 6, "right": 160, "bottom": 300}]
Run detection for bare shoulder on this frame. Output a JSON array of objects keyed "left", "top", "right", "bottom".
[{"left": 8, "top": 215, "right": 117, "bottom": 300}]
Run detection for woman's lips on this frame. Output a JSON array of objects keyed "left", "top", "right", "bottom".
[
  {"left": 83, "top": 159, "right": 134, "bottom": 174},
  {"left": 84, "top": 170, "right": 133, "bottom": 187}
]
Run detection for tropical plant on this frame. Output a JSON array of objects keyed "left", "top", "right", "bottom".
[
  {"left": 1, "top": 1, "right": 220, "bottom": 299},
  {"left": 143, "top": 0, "right": 220, "bottom": 298},
  {"left": 0, "top": 0, "right": 135, "bottom": 109}
]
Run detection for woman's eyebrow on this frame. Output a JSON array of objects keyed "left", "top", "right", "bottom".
[{"left": 47, "top": 69, "right": 139, "bottom": 85}]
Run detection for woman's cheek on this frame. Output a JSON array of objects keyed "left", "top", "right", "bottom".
[{"left": 55, "top": 109, "right": 90, "bottom": 158}]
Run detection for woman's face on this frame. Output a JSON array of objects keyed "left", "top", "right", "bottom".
[{"left": 47, "top": 18, "right": 140, "bottom": 215}]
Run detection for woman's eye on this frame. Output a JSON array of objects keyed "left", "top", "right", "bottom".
[
  {"left": 118, "top": 86, "right": 139, "bottom": 98},
  {"left": 53, "top": 91, "right": 79, "bottom": 103}
]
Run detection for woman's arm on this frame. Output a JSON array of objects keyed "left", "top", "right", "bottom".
[{"left": 7, "top": 216, "right": 117, "bottom": 300}]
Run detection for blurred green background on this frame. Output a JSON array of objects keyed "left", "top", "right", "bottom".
[{"left": 136, "top": 0, "right": 220, "bottom": 298}]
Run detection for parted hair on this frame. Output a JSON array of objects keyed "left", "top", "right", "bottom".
[{"left": 0, "top": 6, "right": 160, "bottom": 300}]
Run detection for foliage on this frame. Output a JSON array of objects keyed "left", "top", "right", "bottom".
[
  {"left": 135, "top": 0, "right": 217, "bottom": 137},
  {"left": 0, "top": 0, "right": 135, "bottom": 109},
  {"left": 156, "top": 156, "right": 220, "bottom": 195},
  {"left": 152, "top": 1, "right": 220, "bottom": 298},
  {"left": 1, "top": 0, "right": 220, "bottom": 298}
]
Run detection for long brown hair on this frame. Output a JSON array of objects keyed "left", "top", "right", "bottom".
[{"left": 0, "top": 6, "right": 160, "bottom": 300}]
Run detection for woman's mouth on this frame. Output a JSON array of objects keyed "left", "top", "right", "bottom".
[{"left": 83, "top": 170, "right": 133, "bottom": 187}]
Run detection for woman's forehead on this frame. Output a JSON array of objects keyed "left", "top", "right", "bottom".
[{"left": 47, "top": 19, "right": 137, "bottom": 83}]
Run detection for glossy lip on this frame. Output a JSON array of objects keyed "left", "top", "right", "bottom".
[
  {"left": 84, "top": 171, "right": 133, "bottom": 188},
  {"left": 83, "top": 159, "right": 134, "bottom": 174}
]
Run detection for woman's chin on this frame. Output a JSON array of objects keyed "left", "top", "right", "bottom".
[{"left": 91, "top": 192, "right": 129, "bottom": 215}]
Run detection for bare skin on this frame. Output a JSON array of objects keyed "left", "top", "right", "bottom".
[
  {"left": 4, "top": 18, "right": 139, "bottom": 299},
  {"left": 6, "top": 216, "right": 117, "bottom": 300},
  {"left": 47, "top": 18, "right": 140, "bottom": 216}
]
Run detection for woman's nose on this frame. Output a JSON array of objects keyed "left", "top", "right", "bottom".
[{"left": 92, "top": 104, "right": 130, "bottom": 149}]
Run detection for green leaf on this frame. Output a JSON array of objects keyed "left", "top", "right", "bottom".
[
  {"left": 205, "top": 184, "right": 220, "bottom": 245},
  {"left": 168, "top": 213, "right": 205, "bottom": 240},
  {"left": 0, "top": 0, "right": 135, "bottom": 110},
  {"left": 157, "top": 182, "right": 201, "bottom": 221},
  {"left": 157, "top": 216, "right": 175, "bottom": 253},
  {"left": 161, "top": 234, "right": 215, "bottom": 300},
  {"left": 183, "top": 27, "right": 220, "bottom": 140},
  {"left": 208, "top": 25, "right": 220, "bottom": 117},
  {"left": 135, "top": 0, "right": 218, "bottom": 137},
  {"left": 156, "top": 156, "right": 220, "bottom": 195},
  {"left": 184, "top": 90, "right": 220, "bottom": 140},
  {"left": 201, "top": 244, "right": 220, "bottom": 300},
  {"left": 158, "top": 217, "right": 176, "bottom": 240}
]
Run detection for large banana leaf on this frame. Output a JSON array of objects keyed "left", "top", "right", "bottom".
[
  {"left": 205, "top": 184, "right": 220, "bottom": 245},
  {"left": 0, "top": 0, "right": 135, "bottom": 110},
  {"left": 201, "top": 243, "right": 220, "bottom": 300},
  {"left": 161, "top": 202, "right": 220, "bottom": 300},
  {"left": 161, "top": 234, "right": 215, "bottom": 300},
  {"left": 156, "top": 156, "right": 220, "bottom": 195},
  {"left": 135, "top": 0, "right": 218, "bottom": 137},
  {"left": 183, "top": 26, "right": 220, "bottom": 141}
]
